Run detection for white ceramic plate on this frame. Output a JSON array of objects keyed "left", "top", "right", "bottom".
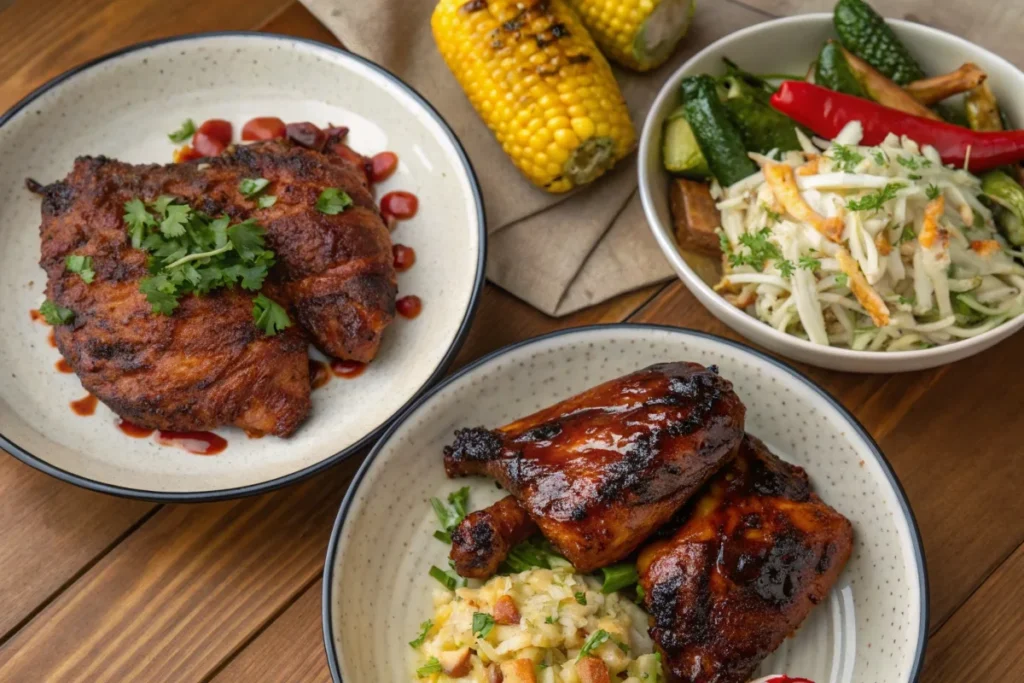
[
  {"left": 638, "top": 15, "right": 1024, "bottom": 373},
  {"left": 323, "top": 325, "right": 928, "bottom": 683},
  {"left": 0, "top": 33, "right": 485, "bottom": 500}
]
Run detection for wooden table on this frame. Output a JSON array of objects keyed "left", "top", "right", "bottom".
[{"left": 1, "top": 0, "right": 1021, "bottom": 680}]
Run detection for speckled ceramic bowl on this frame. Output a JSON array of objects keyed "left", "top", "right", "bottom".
[
  {"left": 323, "top": 325, "right": 928, "bottom": 682},
  {"left": 0, "top": 34, "right": 485, "bottom": 500}
]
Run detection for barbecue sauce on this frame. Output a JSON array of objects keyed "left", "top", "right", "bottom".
[{"left": 330, "top": 359, "right": 366, "bottom": 379}]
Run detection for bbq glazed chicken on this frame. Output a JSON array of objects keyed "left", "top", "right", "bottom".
[
  {"left": 444, "top": 362, "right": 746, "bottom": 575},
  {"left": 37, "top": 133, "right": 395, "bottom": 435},
  {"left": 638, "top": 435, "right": 854, "bottom": 683}
]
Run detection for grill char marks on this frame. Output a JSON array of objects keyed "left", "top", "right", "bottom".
[
  {"left": 442, "top": 362, "right": 745, "bottom": 575},
  {"left": 638, "top": 435, "right": 853, "bottom": 683},
  {"left": 449, "top": 495, "right": 539, "bottom": 578}
]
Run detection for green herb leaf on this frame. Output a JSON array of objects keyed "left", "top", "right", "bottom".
[
  {"left": 761, "top": 204, "right": 782, "bottom": 225},
  {"left": 65, "top": 254, "right": 95, "bottom": 284},
  {"left": 847, "top": 183, "right": 904, "bottom": 212},
  {"left": 159, "top": 203, "right": 191, "bottom": 238},
  {"left": 227, "top": 219, "right": 268, "bottom": 262},
  {"left": 798, "top": 254, "right": 821, "bottom": 271},
  {"left": 416, "top": 657, "right": 442, "bottom": 677},
  {"left": 831, "top": 144, "right": 864, "bottom": 172},
  {"left": 898, "top": 295, "right": 915, "bottom": 306},
  {"left": 717, "top": 230, "right": 732, "bottom": 256},
  {"left": 168, "top": 118, "right": 195, "bottom": 143},
  {"left": 897, "top": 155, "right": 919, "bottom": 171},
  {"left": 433, "top": 530, "right": 451, "bottom": 544},
  {"left": 40, "top": 299, "right": 74, "bottom": 325},
  {"left": 835, "top": 273, "right": 849, "bottom": 287},
  {"left": 502, "top": 537, "right": 569, "bottom": 574},
  {"left": 316, "top": 188, "right": 353, "bottom": 215},
  {"left": 139, "top": 274, "right": 180, "bottom": 315},
  {"left": 430, "top": 486, "right": 471, "bottom": 534},
  {"left": 428, "top": 565, "right": 462, "bottom": 591},
  {"left": 257, "top": 194, "right": 278, "bottom": 208},
  {"left": 635, "top": 584, "right": 646, "bottom": 604},
  {"left": 124, "top": 198, "right": 156, "bottom": 248},
  {"left": 239, "top": 177, "right": 270, "bottom": 198},
  {"left": 777, "top": 259, "right": 795, "bottom": 278},
  {"left": 578, "top": 629, "right": 610, "bottom": 659},
  {"left": 574, "top": 592, "right": 587, "bottom": 605},
  {"left": 472, "top": 612, "right": 495, "bottom": 639},
  {"left": 544, "top": 616, "right": 555, "bottom": 624},
  {"left": 252, "top": 294, "right": 291, "bottom": 336},
  {"left": 732, "top": 228, "right": 784, "bottom": 272},
  {"left": 599, "top": 563, "right": 639, "bottom": 594},
  {"left": 898, "top": 224, "right": 917, "bottom": 244},
  {"left": 926, "top": 184, "right": 941, "bottom": 200},
  {"left": 409, "top": 620, "right": 433, "bottom": 648},
  {"left": 612, "top": 636, "right": 630, "bottom": 654},
  {"left": 873, "top": 150, "right": 886, "bottom": 166}
]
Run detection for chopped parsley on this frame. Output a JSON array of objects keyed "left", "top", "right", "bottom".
[
  {"left": 428, "top": 565, "right": 463, "bottom": 591},
  {"left": 239, "top": 178, "right": 270, "bottom": 198},
  {"left": 897, "top": 295, "right": 915, "bottom": 306},
  {"left": 574, "top": 592, "right": 587, "bottom": 605},
  {"left": 416, "top": 657, "right": 442, "bottom": 677},
  {"left": 123, "top": 196, "right": 282, "bottom": 333},
  {"left": 908, "top": 173, "right": 922, "bottom": 180},
  {"left": 835, "top": 273, "right": 849, "bottom": 287},
  {"left": 430, "top": 487, "right": 470, "bottom": 537},
  {"left": 898, "top": 224, "right": 917, "bottom": 244},
  {"left": 926, "top": 184, "right": 941, "bottom": 200},
  {"left": 730, "top": 228, "right": 784, "bottom": 272},
  {"left": 897, "top": 155, "right": 919, "bottom": 171},
  {"left": 798, "top": 254, "right": 822, "bottom": 271},
  {"left": 409, "top": 620, "right": 432, "bottom": 648},
  {"left": 873, "top": 150, "right": 887, "bottom": 166},
  {"left": 717, "top": 230, "right": 732, "bottom": 256},
  {"left": 612, "top": 636, "right": 630, "bottom": 654},
  {"left": 472, "top": 612, "right": 495, "bottom": 639},
  {"left": 831, "top": 144, "right": 864, "bottom": 172},
  {"left": 777, "top": 259, "right": 795, "bottom": 278},
  {"left": 65, "top": 254, "right": 95, "bottom": 284},
  {"left": 252, "top": 294, "right": 292, "bottom": 336},
  {"left": 40, "top": 299, "right": 74, "bottom": 325},
  {"left": 846, "top": 183, "right": 904, "bottom": 212},
  {"left": 316, "top": 188, "right": 353, "bottom": 214},
  {"left": 257, "top": 194, "right": 278, "bottom": 209},
  {"left": 762, "top": 204, "right": 782, "bottom": 224},
  {"left": 578, "top": 630, "right": 610, "bottom": 659},
  {"left": 545, "top": 616, "right": 556, "bottom": 624},
  {"left": 167, "top": 118, "right": 195, "bottom": 143}
]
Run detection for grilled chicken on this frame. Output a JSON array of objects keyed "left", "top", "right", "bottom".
[
  {"left": 450, "top": 495, "right": 538, "bottom": 579},
  {"left": 444, "top": 363, "right": 746, "bottom": 574},
  {"left": 638, "top": 435, "right": 853, "bottom": 683}
]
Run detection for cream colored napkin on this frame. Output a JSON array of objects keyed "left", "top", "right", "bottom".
[{"left": 302, "top": 0, "right": 767, "bottom": 315}]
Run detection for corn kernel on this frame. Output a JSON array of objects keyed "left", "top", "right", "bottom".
[{"left": 571, "top": 117, "right": 596, "bottom": 140}]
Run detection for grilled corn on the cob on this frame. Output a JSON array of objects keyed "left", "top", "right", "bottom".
[
  {"left": 431, "top": 0, "right": 636, "bottom": 193},
  {"left": 567, "top": 0, "right": 696, "bottom": 71}
]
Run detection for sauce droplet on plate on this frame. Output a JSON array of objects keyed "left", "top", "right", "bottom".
[
  {"left": 310, "top": 359, "right": 331, "bottom": 389},
  {"left": 29, "top": 309, "right": 44, "bottom": 323},
  {"left": 155, "top": 430, "right": 228, "bottom": 456},
  {"left": 117, "top": 419, "right": 155, "bottom": 438},
  {"left": 370, "top": 152, "right": 399, "bottom": 183},
  {"left": 55, "top": 358, "right": 73, "bottom": 373},
  {"left": 392, "top": 244, "right": 416, "bottom": 272},
  {"left": 380, "top": 191, "right": 418, "bottom": 221},
  {"left": 47, "top": 329, "right": 57, "bottom": 348},
  {"left": 70, "top": 394, "right": 98, "bottom": 416},
  {"left": 330, "top": 359, "right": 366, "bottom": 378},
  {"left": 396, "top": 295, "right": 422, "bottom": 319}
]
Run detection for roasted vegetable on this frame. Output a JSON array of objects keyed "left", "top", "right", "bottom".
[
  {"left": 814, "top": 40, "right": 867, "bottom": 98},
  {"left": 431, "top": 0, "right": 635, "bottom": 193},
  {"left": 981, "top": 170, "right": 1024, "bottom": 245},
  {"left": 681, "top": 75, "right": 758, "bottom": 186},
  {"left": 721, "top": 75, "right": 803, "bottom": 154},
  {"left": 966, "top": 81, "right": 1004, "bottom": 132},
  {"left": 670, "top": 177, "right": 721, "bottom": 254},
  {"left": 568, "top": 0, "right": 696, "bottom": 71},
  {"left": 906, "top": 63, "right": 987, "bottom": 106},
  {"left": 840, "top": 45, "right": 940, "bottom": 120},
  {"left": 833, "top": 0, "right": 924, "bottom": 85},
  {"left": 663, "top": 105, "right": 710, "bottom": 178}
]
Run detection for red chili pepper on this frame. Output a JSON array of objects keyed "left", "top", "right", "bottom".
[{"left": 770, "top": 81, "right": 1024, "bottom": 172}]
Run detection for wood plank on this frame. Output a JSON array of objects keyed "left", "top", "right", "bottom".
[
  {"left": 629, "top": 281, "right": 1024, "bottom": 631},
  {"left": 920, "top": 541, "right": 1024, "bottom": 682}
]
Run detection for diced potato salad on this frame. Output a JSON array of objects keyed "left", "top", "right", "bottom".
[
  {"left": 714, "top": 122, "right": 1024, "bottom": 350},
  {"left": 411, "top": 566, "right": 662, "bottom": 682}
]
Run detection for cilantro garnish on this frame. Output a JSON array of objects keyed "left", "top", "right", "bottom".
[
  {"left": 416, "top": 658, "right": 442, "bottom": 677},
  {"left": 257, "top": 194, "right": 277, "bottom": 209},
  {"left": 729, "top": 228, "right": 784, "bottom": 272},
  {"left": 835, "top": 273, "right": 849, "bottom": 287},
  {"left": 575, "top": 592, "right": 587, "bottom": 605},
  {"left": 123, "top": 196, "right": 278, "bottom": 324},
  {"left": 40, "top": 299, "right": 74, "bottom": 325},
  {"left": 926, "top": 184, "right": 941, "bottom": 200},
  {"left": 65, "top": 255, "right": 95, "bottom": 284},
  {"left": 873, "top": 150, "right": 887, "bottom": 166},
  {"left": 409, "top": 619, "right": 433, "bottom": 648},
  {"left": 316, "top": 188, "right": 353, "bottom": 214},
  {"left": 578, "top": 630, "right": 611, "bottom": 659},
  {"left": 472, "top": 612, "right": 495, "bottom": 639},
  {"left": 798, "top": 254, "right": 821, "bottom": 271},
  {"left": 777, "top": 259, "right": 795, "bottom": 278},
  {"left": 847, "top": 183, "right": 904, "bottom": 212},
  {"left": 717, "top": 230, "right": 732, "bottom": 256},
  {"left": 897, "top": 156, "right": 919, "bottom": 171},
  {"left": 239, "top": 178, "right": 270, "bottom": 198},
  {"left": 252, "top": 294, "right": 292, "bottom": 336},
  {"left": 831, "top": 144, "right": 864, "bottom": 172},
  {"left": 167, "top": 118, "right": 195, "bottom": 143},
  {"left": 898, "top": 224, "right": 917, "bottom": 244}
]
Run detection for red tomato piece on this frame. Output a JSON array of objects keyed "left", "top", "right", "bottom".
[
  {"left": 380, "top": 191, "right": 419, "bottom": 220},
  {"left": 192, "top": 119, "right": 233, "bottom": 157},
  {"left": 241, "top": 116, "right": 286, "bottom": 141},
  {"left": 370, "top": 152, "right": 399, "bottom": 183}
]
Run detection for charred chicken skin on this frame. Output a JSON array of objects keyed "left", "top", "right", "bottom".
[
  {"left": 638, "top": 435, "right": 854, "bottom": 683},
  {"left": 450, "top": 495, "right": 539, "bottom": 579},
  {"left": 444, "top": 362, "right": 746, "bottom": 574}
]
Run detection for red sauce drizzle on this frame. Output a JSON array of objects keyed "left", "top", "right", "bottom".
[
  {"left": 330, "top": 359, "right": 366, "bottom": 379},
  {"left": 55, "top": 358, "right": 73, "bottom": 373},
  {"left": 310, "top": 359, "right": 331, "bottom": 389},
  {"left": 70, "top": 394, "right": 98, "bottom": 416},
  {"left": 380, "top": 191, "right": 418, "bottom": 222},
  {"left": 117, "top": 419, "right": 155, "bottom": 438},
  {"left": 766, "top": 677, "right": 815, "bottom": 683},
  {"left": 392, "top": 244, "right": 416, "bottom": 272},
  {"left": 29, "top": 309, "right": 44, "bottom": 323},
  {"left": 155, "top": 430, "right": 228, "bottom": 456},
  {"left": 47, "top": 329, "right": 57, "bottom": 348},
  {"left": 396, "top": 295, "right": 422, "bottom": 319},
  {"left": 370, "top": 152, "right": 399, "bottom": 183}
]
